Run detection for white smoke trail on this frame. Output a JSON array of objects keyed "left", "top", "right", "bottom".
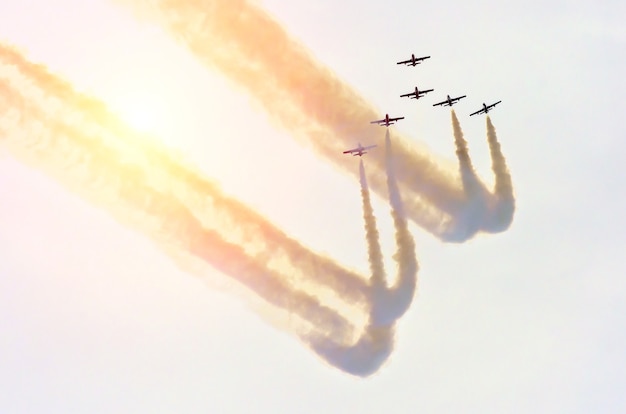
[
  {"left": 359, "top": 159, "right": 386, "bottom": 292},
  {"left": 0, "top": 45, "right": 373, "bottom": 312},
  {"left": 0, "top": 45, "right": 367, "bottom": 344},
  {"left": 451, "top": 109, "right": 479, "bottom": 191},
  {"left": 0, "top": 85, "right": 360, "bottom": 341},
  {"left": 484, "top": 115, "right": 515, "bottom": 232},
  {"left": 305, "top": 324, "right": 395, "bottom": 377},
  {"left": 442, "top": 109, "right": 491, "bottom": 241},
  {"left": 0, "top": 44, "right": 421, "bottom": 375},
  {"left": 113, "top": 0, "right": 515, "bottom": 242},
  {"left": 303, "top": 160, "right": 393, "bottom": 377},
  {"left": 307, "top": 131, "right": 418, "bottom": 375},
  {"left": 369, "top": 130, "right": 418, "bottom": 326}
]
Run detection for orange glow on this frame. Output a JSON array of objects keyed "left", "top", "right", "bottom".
[{"left": 112, "top": 91, "right": 167, "bottom": 135}]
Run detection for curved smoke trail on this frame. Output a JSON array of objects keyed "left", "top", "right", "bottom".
[
  {"left": 308, "top": 132, "right": 418, "bottom": 376},
  {"left": 443, "top": 109, "right": 491, "bottom": 241},
  {"left": 373, "top": 130, "right": 418, "bottom": 325},
  {"left": 114, "top": 0, "right": 516, "bottom": 242},
  {"left": 0, "top": 45, "right": 372, "bottom": 309},
  {"left": 0, "top": 44, "right": 419, "bottom": 375},
  {"left": 443, "top": 111, "right": 516, "bottom": 239},
  {"left": 485, "top": 116, "right": 515, "bottom": 232},
  {"left": 0, "top": 76, "right": 358, "bottom": 342}
]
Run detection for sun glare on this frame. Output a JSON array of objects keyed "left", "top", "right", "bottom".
[
  {"left": 114, "top": 95, "right": 167, "bottom": 136},
  {"left": 124, "top": 106, "right": 158, "bottom": 133}
]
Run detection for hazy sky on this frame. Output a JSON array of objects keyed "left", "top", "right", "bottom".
[{"left": 1, "top": 0, "right": 625, "bottom": 413}]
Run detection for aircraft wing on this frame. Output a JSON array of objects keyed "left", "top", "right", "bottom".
[
  {"left": 343, "top": 145, "right": 376, "bottom": 155},
  {"left": 432, "top": 100, "right": 447, "bottom": 107},
  {"left": 400, "top": 92, "right": 415, "bottom": 98},
  {"left": 469, "top": 108, "right": 486, "bottom": 116},
  {"left": 369, "top": 119, "right": 385, "bottom": 125},
  {"left": 388, "top": 116, "right": 404, "bottom": 122},
  {"left": 397, "top": 55, "right": 430, "bottom": 65},
  {"left": 488, "top": 100, "right": 502, "bottom": 109}
]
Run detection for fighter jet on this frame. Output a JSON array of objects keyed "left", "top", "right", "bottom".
[
  {"left": 470, "top": 101, "right": 501, "bottom": 116},
  {"left": 370, "top": 114, "right": 404, "bottom": 127},
  {"left": 343, "top": 143, "right": 377, "bottom": 157},
  {"left": 400, "top": 86, "right": 434, "bottom": 100},
  {"left": 397, "top": 54, "right": 430, "bottom": 66},
  {"left": 433, "top": 94, "right": 466, "bottom": 107}
]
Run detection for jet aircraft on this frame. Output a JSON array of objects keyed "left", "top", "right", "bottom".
[
  {"left": 343, "top": 143, "right": 377, "bottom": 157},
  {"left": 370, "top": 114, "right": 404, "bottom": 127},
  {"left": 470, "top": 101, "right": 502, "bottom": 116},
  {"left": 400, "top": 86, "right": 434, "bottom": 100},
  {"left": 397, "top": 54, "right": 430, "bottom": 66},
  {"left": 433, "top": 94, "right": 467, "bottom": 107}
]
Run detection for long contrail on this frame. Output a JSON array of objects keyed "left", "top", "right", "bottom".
[
  {"left": 358, "top": 134, "right": 419, "bottom": 323},
  {"left": 444, "top": 109, "right": 493, "bottom": 241},
  {"left": 446, "top": 113, "right": 516, "bottom": 238},
  {"left": 452, "top": 109, "right": 479, "bottom": 188},
  {"left": 372, "top": 130, "right": 418, "bottom": 326},
  {"left": 308, "top": 136, "right": 417, "bottom": 376},
  {"left": 0, "top": 77, "right": 358, "bottom": 342},
  {"left": 359, "top": 158, "right": 385, "bottom": 295},
  {"left": 484, "top": 116, "right": 515, "bottom": 232},
  {"left": 0, "top": 45, "right": 372, "bottom": 311},
  {"left": 0, "top": 44, "right": 418, "bottom": 375},
  {"left": 115, "top": 0, "right": 515, "bottom": 242}
]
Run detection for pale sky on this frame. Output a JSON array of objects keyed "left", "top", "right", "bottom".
[{"left": 1, "top": 0, "right": 625, "bottom": 413}]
